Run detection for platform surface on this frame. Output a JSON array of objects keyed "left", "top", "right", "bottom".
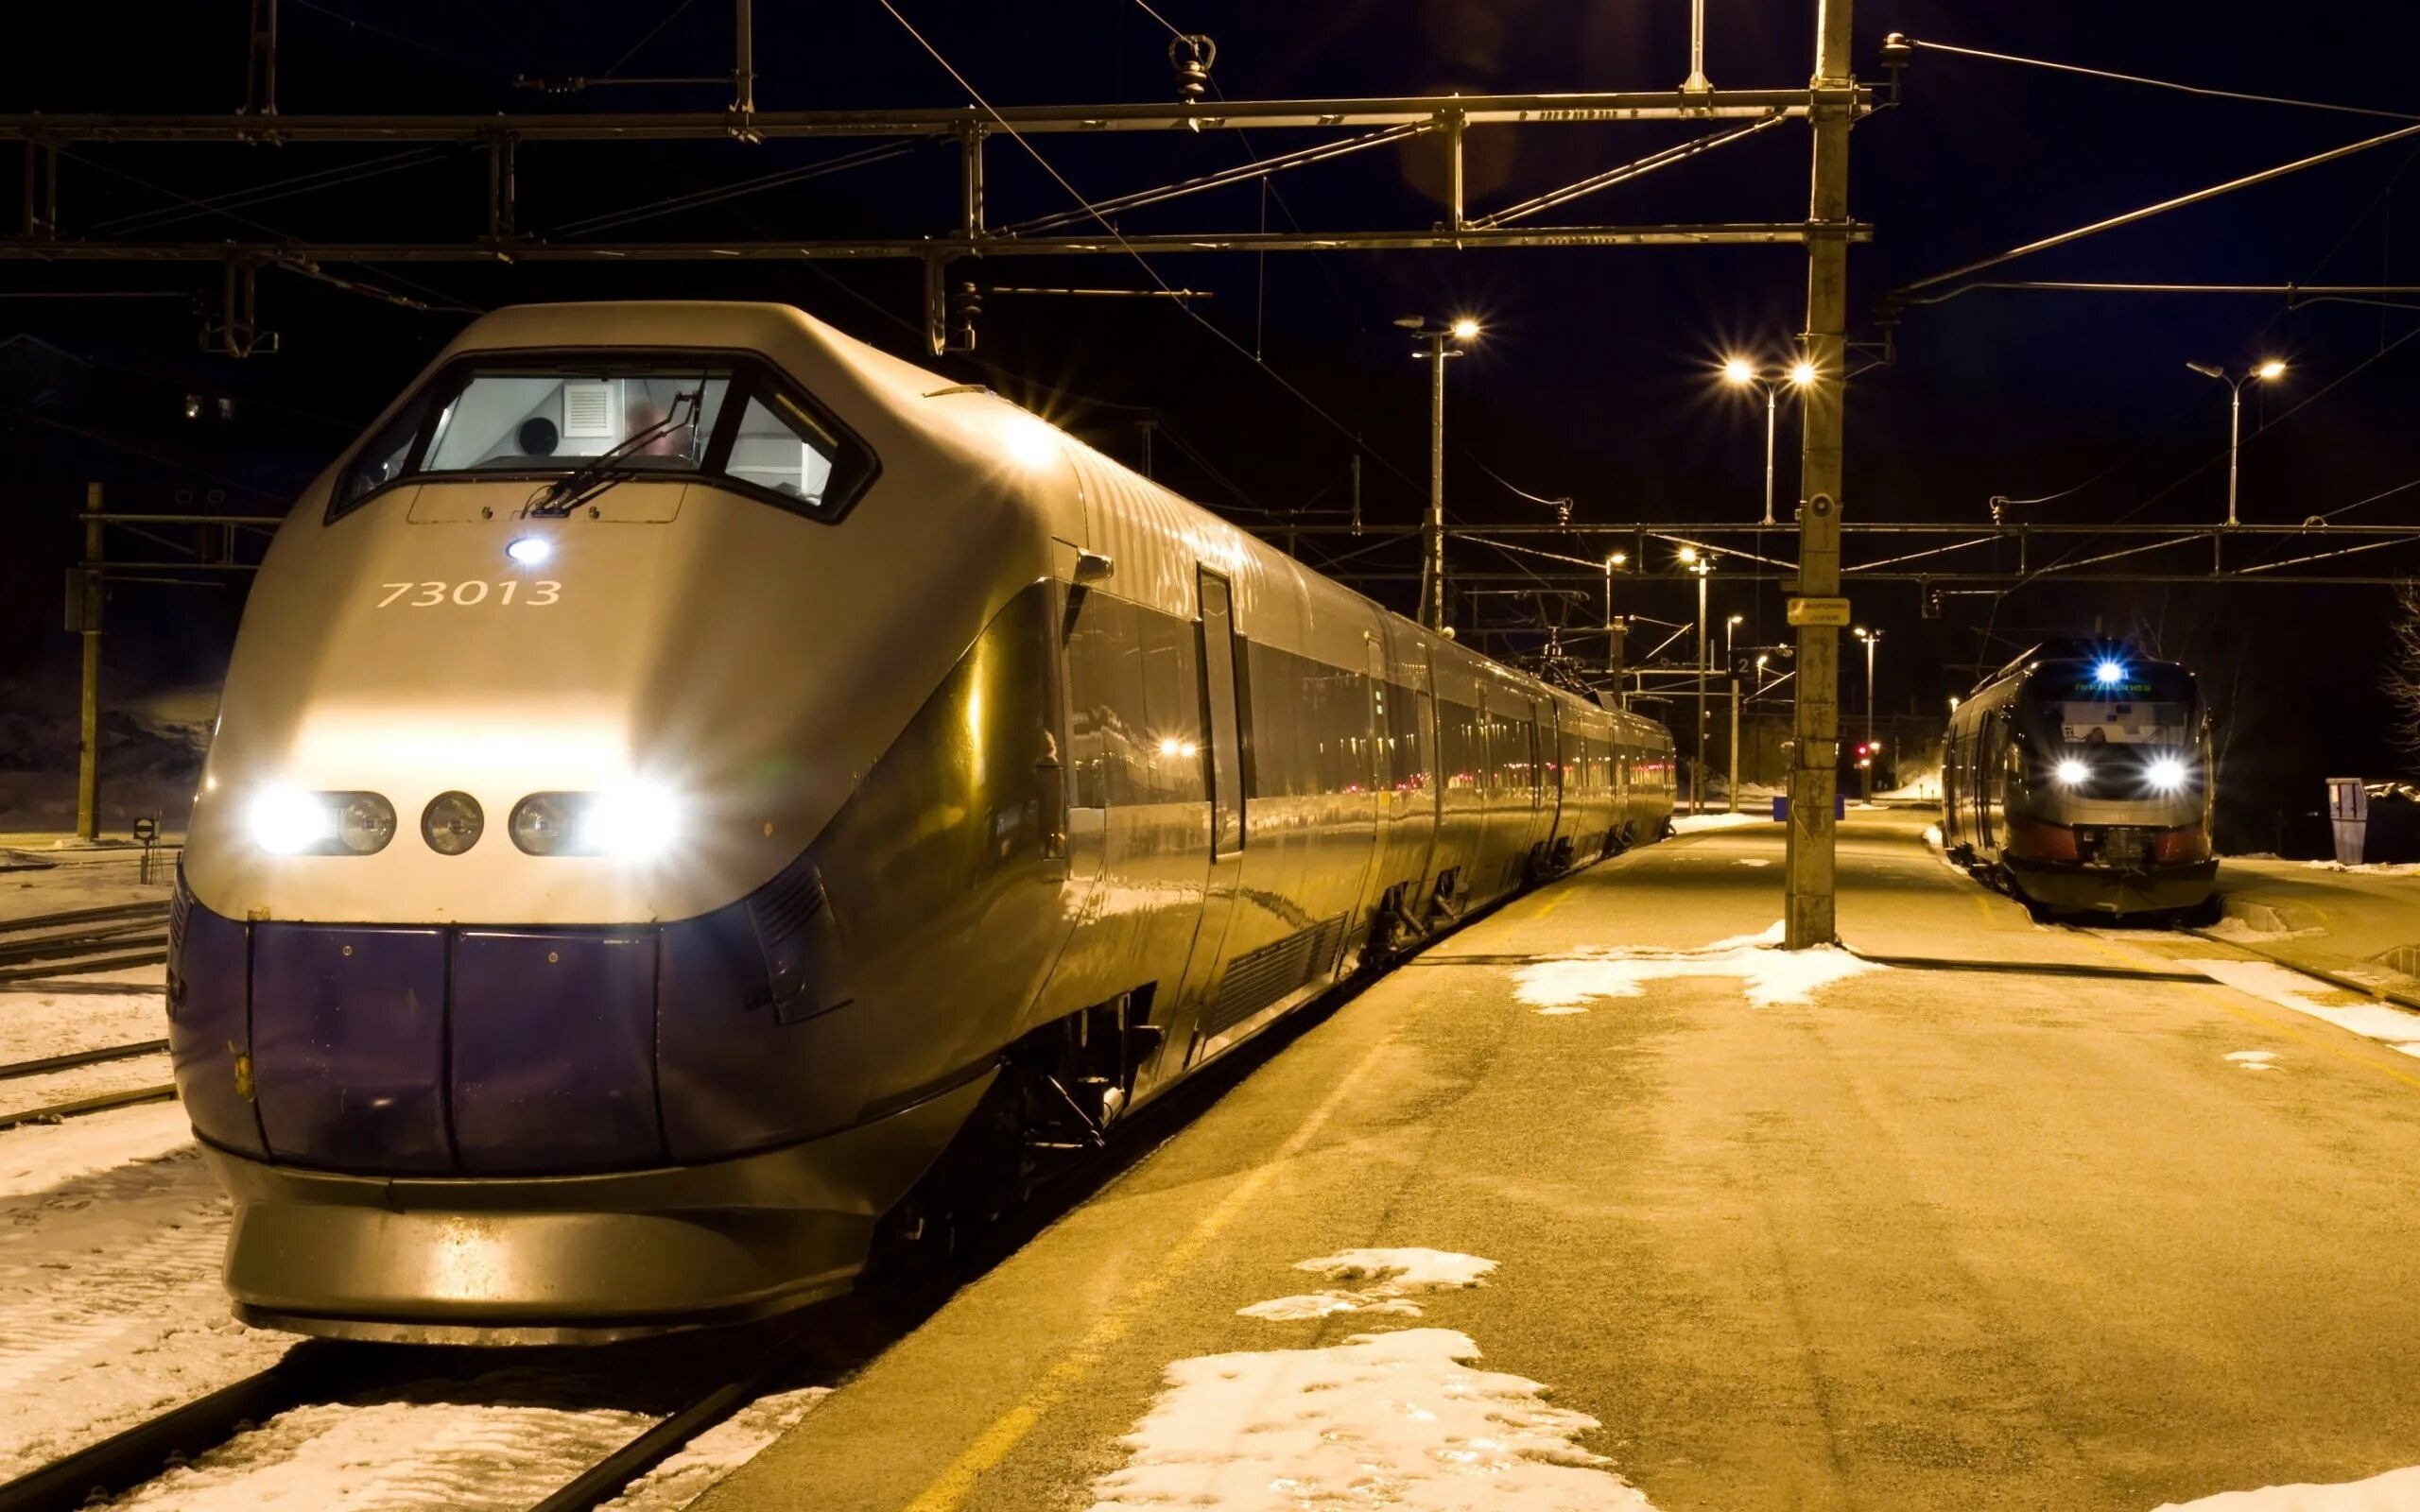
[{"left": 700, "top": 809, "right": 2420, "bottom": 1512}]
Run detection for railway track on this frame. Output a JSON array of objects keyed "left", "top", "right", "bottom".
[
  {"left": 0, "top": 901, "right": 172, "bottom": 988},
  {"left": 0, "top": 1333, "right": 816, "bottom": 1512}
]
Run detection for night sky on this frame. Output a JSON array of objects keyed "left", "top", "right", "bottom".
[{"left": 6, "top": 0, "right": 2420, "bottom": 849}]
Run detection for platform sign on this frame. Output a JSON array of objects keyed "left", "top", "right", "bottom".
[{"left": 1786, "top": 595, "right": 1851, "bottom": 627}]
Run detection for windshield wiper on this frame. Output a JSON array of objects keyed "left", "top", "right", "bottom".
[{"left": 525, "top": 387, "right": 702, "bottom": 518}]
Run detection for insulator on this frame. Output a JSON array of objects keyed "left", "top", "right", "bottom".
[
  {"left": 948, "top": 280, "right": 981, "bottom": 354},
  {"left": 1169, "top": 35, "right": 1216, "bottom": 106}
]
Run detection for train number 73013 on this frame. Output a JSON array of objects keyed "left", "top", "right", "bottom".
[{"left": 377, "top": 580, "right": 562, "bottom": 608}]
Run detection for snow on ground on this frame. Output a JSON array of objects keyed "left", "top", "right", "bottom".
[
  {"left": 1512, "top": 921, "right": 1884, "bottom": 1014},
  {"left": 2181, "top": 958, "right": 2420, "bottom": 1058},
  {"left": 2152, "top": 1463, "right": 2420, "bottom": 1509},
  {"left": 2, "top": 982, "right": 169, "bottom": 1065},
  {"left": 0, "top": 850, "right": 175, "bottom": 924},
  {"left": 598, "top": 1387, "right": 832, "bottom": 1511},
  {"left": 1736, "top": 858, "right": 1771, "bottom": 868},
  {"left": 2224, "top": 1051, "right": 2280, "bottom": 1071},
  {"left": 1237, "top": 1248, "right": 1495, "bottom": 1322},
  {"left": 0, "top": 1143, "right": 288, "bottom": 1481},
  {"left": 1091, "top": 1326, "right": 1656, "bottom": 1511},
  {"left": 0, "top": 1100, "right": 192, "bottom": 1200},
  {"left": 0, "top": 1050, "right": 172, "bottom": 1113},
  {"left": 1670, "top": 813, "right": 1767, "bottom": 834},
  {"left": 2301, "top": 860, "right": 2420, "bottom": 878},
  {"left": 2199, "top": 916, "right": 2317, "bottom": 945},
  {"left": 114, "top": 1400, "right": 656, "bottom": 1510},
  {"left": 102, "top": 1372, "right": 829, "bottom": 1511}
]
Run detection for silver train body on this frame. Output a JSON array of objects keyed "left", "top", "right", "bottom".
[
  {"left": 1941, "top": 649, "right": 2215, "bottom": 916},
  {"left": 169, "top": 301, "right": 1675, "bottom": 1342}
]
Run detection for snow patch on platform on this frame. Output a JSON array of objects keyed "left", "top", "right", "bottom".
[
  {"left": 1736, "top": 858, "right": 1771, "bottom": 868},
  {"left": 2224, "top": 1050, "right": 2279, "bottom": 1071},
  {"left": 1089, "top": 1327, "right": 1657, "bottom": 1511},
  {"left": 2151, "top": 1463, "right": 2420, "bottom": 1509},
  {"left": 1671, "top": 813, "right": 1765, "bottom": 834},
  {"left": 2182, "top": 958, "right": 2420, "bottom": 1057},
  {"left": 1238, "top": 1248, "right": 1495, "bottom": 1322},
  {"left": 1512, "top": 921, "right": 1882, "bottom": 1013}
]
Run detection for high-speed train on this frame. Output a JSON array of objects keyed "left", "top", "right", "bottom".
[
  {"left": 167, "top": 301, "right": 1675, "bottom": 1342},
  {"left": 1940, "top": 644, "right": 2215, "bottom": 918}
]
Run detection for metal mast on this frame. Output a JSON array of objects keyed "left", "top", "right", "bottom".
[{"left": 1784, "top": 0, "right": 1856, "bottom": 949}]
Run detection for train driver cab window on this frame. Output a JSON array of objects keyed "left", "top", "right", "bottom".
[
  {"left": 424, "top": 370, "right": 731, "bottom": 473},
  {"left": 727, "top": 389, "right": 846, "bottom": 510}
]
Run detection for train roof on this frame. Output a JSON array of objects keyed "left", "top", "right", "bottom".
[{"left": 414, "top": 301, "right": 1666, "bottom": 744}]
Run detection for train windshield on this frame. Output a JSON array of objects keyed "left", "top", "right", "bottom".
[
  {"left": 422, "top": 368, "right": 733, "bottom": 474},
  {"left": 2035, "top": 662, "right": 2200, "bottom": 747}
]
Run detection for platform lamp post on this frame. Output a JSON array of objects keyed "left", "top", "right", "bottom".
[
  {"left": 1683, "top": 546, "right": 1712, "bottom": 815},
  {"left": 2186, "top": 358, "right": 2284, "bottom": 527},
  {"left": 1853, "top": 625, "right": 1881, "bottom": 799},
  {"left": 1602, "top": 550, "right": 1629, "bottom": 681},
  {"left": 1721, "top": 356, "right": 1816, "bottom": 525},
  {"left": 1398, "top": 315, "right": 1481, "bottom": 630}
]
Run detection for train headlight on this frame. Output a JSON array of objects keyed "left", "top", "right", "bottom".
[
  {"left": 508, "top": 793, "right": 578, "bottom": 855},
  {"left": 585, "top": 781, "right": 683, "bottom": 860},
  {"left": 249, "top": 789, "right": 396, "bottom": 854},
  {"left": 250, "top": 785, "right": 333, "bottom": 853},
  {"left": 2096, "top": 660, "right": 2126, "bottom": 685},
  {"left": 506, "top": 536, "right": 553, "bottom": 565},
  {"left": 2054, "top": 759, "right": 2089, "bottom": 786},
  {"left": 421, "top": 791, "right": 485, "bottom": 855},
  {"left": 508, "top": 784, "right": 683, "bottom": 859},
  {"left": 335, "top": 794, "right": 398, "bottom": 854},
  {"left": 2148, "top": 756, "right": 2188, "bottom": 792}
]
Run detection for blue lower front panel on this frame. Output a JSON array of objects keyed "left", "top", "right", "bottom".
[
  {"left": 171, "top": 886, "right": 685, "bottom": 1177},
  {"left": 451, "top": 931, "right": 662, "bottom": 1174},
  {"left": 251, "top": 925, "right": 453, "bottom": 1174}
]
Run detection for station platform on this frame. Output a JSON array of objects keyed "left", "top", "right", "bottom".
[{"left": 699, "top": 808, "right": 2420, "bottom": 1512}]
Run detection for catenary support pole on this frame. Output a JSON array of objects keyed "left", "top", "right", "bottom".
[
  {"left": 1422, "top": 332, "right": 1448, "bottom": 631},
  {"left": 77, "top": 482, "right": 103, "bottom": 842},
  {"left": 1785, "top": 0, "right": 1854, "bottom": 949},
  {"left": 1729, "top": 676, "right": 1741, "bottom": 814}
]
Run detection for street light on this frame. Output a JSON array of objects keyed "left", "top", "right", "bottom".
[
  {"left": 1726, "top": 612, "right": 1744, "bottom": 669},
  {"left": 2186, "top": 358, "right": 2285, "bottom": 527},
  {"left": 1853, "top": 626, "right": 1882, "bottom": 799},
  {"left": 1721, "top": 355, "right": 1818, "bottom": 525},
  {"left": 1396, "top": 316, "right": 1482, "bottom": 629}
]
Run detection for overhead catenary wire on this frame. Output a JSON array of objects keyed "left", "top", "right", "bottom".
[
  {"left": 1895, "top": 118, "right": 2420, "bottom": 299},
  {"left": 1899, "top": 37, "right": 2420, "bottom": 125},
  {"left": 870, "top": 0, "right": 1426, "bottom": 501}
]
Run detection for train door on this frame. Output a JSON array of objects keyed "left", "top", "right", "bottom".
[
  {"left": 1172, "top": 569, "right": 1248, "bottom": 1063},
  {"left": 1345, "top": 635, "right": 1395, "bottom": 965},
  {"left": 1979, "top": 708, "right": 2011, "bottom": 855}
]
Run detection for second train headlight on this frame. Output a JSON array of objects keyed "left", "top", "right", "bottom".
[
  {"left": 2148, "top": 756, "right": 2188, "bottom": 792},
  {"left": 510, "top": 782, "right": 683, "bottom": 859},
  {"left": 2054, "top": 759, "right": 2089, "bottom": 786}
]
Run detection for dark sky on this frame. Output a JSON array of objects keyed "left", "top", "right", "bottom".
[{"left": 6, "top": 0, "right": 2419, "bottom": 842}]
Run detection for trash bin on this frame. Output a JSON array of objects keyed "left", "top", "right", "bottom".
[{"left": 2327, "top": 777, "right": 2369, "bottom": 866}]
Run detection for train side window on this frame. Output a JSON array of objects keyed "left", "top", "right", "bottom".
[
  {"left": 723, "top": 386, "right": 859, "bottom": 516},
  {"left": 1063, "top": 590, "right": 1141, "bottom": 809},
  {"left": 329, "top": 390, "right": 436, "bottom": 523}
]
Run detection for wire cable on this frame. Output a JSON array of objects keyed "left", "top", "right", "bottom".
[
  {"left": 871, "top": 0, "right": 1425, "bottom": 499},
  {"left": 290, "top": 0, "right": 502, "bottom": 79},
  {"left": 603, "top": 0, "right": 698, "bottom": 79},
  {"left": 556, "top": 140, "right": 926, "bottom": 234},
  {"left": 1902, "top": 38, "right": 2420, "bottom": 124}
]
